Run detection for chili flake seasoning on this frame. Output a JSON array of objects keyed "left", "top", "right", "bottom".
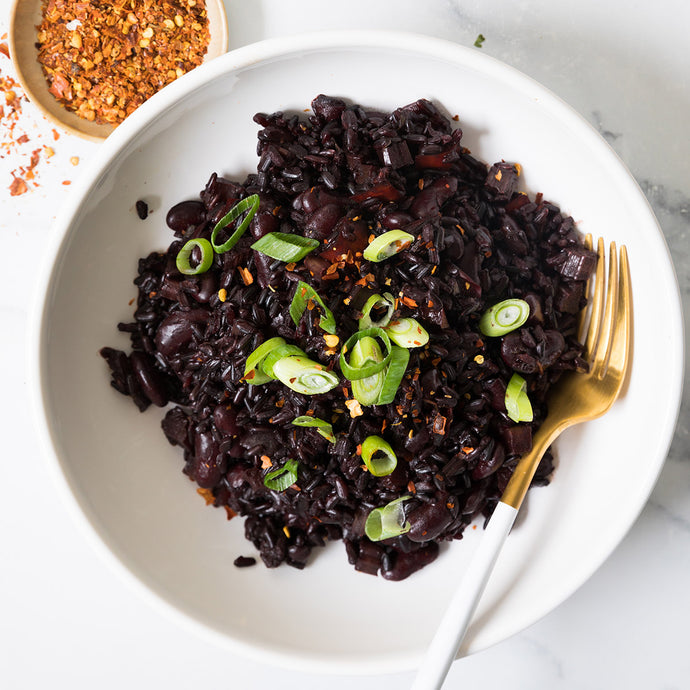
[{"left": 35, "top": 0, "right": 211, "bottom": 126}]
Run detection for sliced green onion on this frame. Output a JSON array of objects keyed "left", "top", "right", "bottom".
[
  {"left": 260, "top": 343, "right": 306, "bottom": 379},
  {"left": 386, "top": 318, "right": 429, "bottom": 348},
  {"left": 176, "top": 238, "right": 214, "bottom": 275},
  {"left": 289, "top": 281, "right": 337, "bottom": 335},
  {"left": 350, "top": 337, "right": 385, "bottom": 406},
  {"left": 292, "top": 416, "right": 336, "bottom": 443},
  {"left": 263, "top": 458, "right": 299, "bottom": 492},
  {"left": 363, "top": 230, "right": 414, "bottom": 262},
  {"left": 360, "top": 435, "right": 397, "bottom": 477},
  {"left": 211, "top": 194, "right": 260, "bottom": 254},
  {"left": 505, "top": 373, "right": 533, "bottom": 423},
  {"left": 479, "top": 299, "right": 530, "bottom": 337},
  {"left": 365, "top": 496, "right": 411, "bottom": 541},
  {"left": 359, "top": 292, "right": 396, "bottom": 330},
  {"left": 244, "top": 337, "right": 286, "bottom": 385},
  {"left": 251, "top": 232, "right": 320, "bottom": 262},
  {"left": 340, "top": 327, "right": 393, "bottom": 381},
  {"left": 376, "top": 345, "right": 410, "bottom": 405},
  {"left": 272, "top": 355, "right": 340, "bottom": 395}
]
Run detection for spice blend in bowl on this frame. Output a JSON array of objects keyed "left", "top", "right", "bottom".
[
  {"left": 100, "top": 94, "right": 596, "bottom": 581},
  {"left": 8, "top": 0, "right": 228, "bottom": 139}
]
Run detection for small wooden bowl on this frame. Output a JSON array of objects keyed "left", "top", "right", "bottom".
[{"left": 8, "top": 0, "right": 228, "bottom": 141}]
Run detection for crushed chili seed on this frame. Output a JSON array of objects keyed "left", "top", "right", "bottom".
[{"left": 36, "top": 0, "right": 211, "bottom": 126}]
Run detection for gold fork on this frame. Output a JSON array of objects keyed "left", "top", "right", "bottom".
[{"left": 412, "top": 238, "right": 632, "bottom": 690}]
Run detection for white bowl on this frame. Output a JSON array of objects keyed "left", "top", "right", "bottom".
[{"left": 31, "top": 31, "right": 684, "bottom": 674}]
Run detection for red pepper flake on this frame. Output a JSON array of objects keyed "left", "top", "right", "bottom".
[
  {"left": 197, "top": 487, "right": 215, "bottom": 505},
  {"left": 260, "top": 455, "right": 272, "bottom": 469},
  {"left": 427, "top": 300, "right": 434, "bottom": 308},
  {"left": 285, "top": 262, "right": 297, "bottom": 271},
  {"left": 431, "top": 265, "right": 437, "bottom": 274},
  {"left": 355, "top": 444, "right": 362, "bottom": 456},
  {"left": 462, "top": 446, "right": 475, "bottom": 454},
  {"left": 275, "top": 398, "right": 285, "bottom": 408},
  {"left": 407, "top": 481, "right": 417, "bottom": 494},
  {"left": 417, "top": 179, "right": 424, "bottom": 190},
  {"left": 9, "top": 177, "right": 28, "bottom": 196},
  {"left": 495, "top": 170, "right": 503, "bottom": 181},
  {"left": 62, "top": 180, "right": 71, "bottom": 185},
  {"left": 224, "top": 506, "right": 237, "bottom": 520},
  {"left": 401, "top": 296, "right": 418, "bottom": 308},
  {"left": 0, "top": 43, "right": 9, "bottom": 59},
  {"left": 238, "top": 266, "right": 254, "bottom": 285}
]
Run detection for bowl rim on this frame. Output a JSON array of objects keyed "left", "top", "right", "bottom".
[{"left": 29, "top": 29, "right": 685, "bottom": 675}]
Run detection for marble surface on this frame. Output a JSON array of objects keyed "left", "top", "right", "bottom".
[{"left": 1, "top": 1, "right": 688, "bottom": 688}]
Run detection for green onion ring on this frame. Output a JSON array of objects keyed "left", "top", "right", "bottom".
[
  {"left": 359, "top": 292, "right": 396, "bottom": 330},
  {"left": 261, "top": 344, "right": 306, "bottom": 379},
  {"left": 386, "top": 317, "right": 430, "bottom": 348},
  {"left": 271, "top": 356, "right": 340, "bottom": 395},
  {"left": 376, "top": 345, "right": 410, "bottom": 405},
  {"left": 291, "top": 416, "right": 336, "bottom": 443},
  {"left": 243, "top": 337, "right": 286, "bottom": 385},
  {"left": 289, "top": 281, "right": 337, "bottom": 334},
  {"left": 504, "top": 373, "right": 533, "bottom": 423},
  {"left": 350, "top": 337, "right": 385, "bottom": 406},
  {"left": 210, "top": 194, "right": 260, "bottom": 254},
  {"left": 364, "top": 496, "right": 411, "bottom": 541},
  {"left": 250, "top": 232, "right": 320, "bottom": 262},
  {"left": 479, "top": 298, "right": 530, "bottom": 337},
  {"left": 175, "top": 238, "right": 214, "bottom": 275},
  {"left": 360, "top": 435, "right": 398, "bottom": 476},
  {"left": 339, "top": 327, "right": 393, "bottom": 381},
  {"left": 263, "top": 458, "right": 299, "bottom": 492},
  {"left": 362, "top": 230, "right": 414, "bottom": 262}
]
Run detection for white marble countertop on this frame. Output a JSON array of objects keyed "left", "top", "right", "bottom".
[{"left": 1, "top": 1, "right": 688, "bottom": 688}]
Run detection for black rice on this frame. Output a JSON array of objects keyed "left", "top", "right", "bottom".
[{"left": 101, "top": 96, "right": 595, "bottom": 580}]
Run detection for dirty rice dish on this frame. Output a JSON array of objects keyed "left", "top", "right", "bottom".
[{"left": 101, "top": 95, "right": 595, "bottom": 580}]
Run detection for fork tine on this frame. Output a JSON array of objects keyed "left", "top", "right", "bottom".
[
  {"left": 593, "top": 242, "right": 619, "bottom": 378},
  {"left": 604, "top": 245, "right": 632, "bottom": 382},
  {"left": 583, "top": 237, "right": 606, "bottom": 361}
]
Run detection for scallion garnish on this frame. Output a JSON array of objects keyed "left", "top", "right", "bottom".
[
  {"left": 271, "top": 355, "right": 340, "bottom": 395},
  {"left": 359, "top": 292, "right": 396, "bottom": 330},
  {"left": 211, "top": 194, "right": 260, "bottom": 254},
  {"left": 360, "top": 435, "right": 397, "bottom": 476},
  {"left": 263, "top": 458, "right": 299, "bottom": 492},
  {"left": 376, "top": 345, "right": 410, "bottom": 405},
  {"left": 292, "top": 416, "right": 336, "bottom": 443},
  {"left": 505, "top": 373, "right": 533, "bottom": 423},
  {"left": 251, "top": 232, "right": 320, "bottom": 262},
  {"left": 289, "top": 281, "right": 337, "bottom": 334},
  {"left": 175, "top": 238, "right": 214, "bottom": 275},
  {"left": 244, "top": 337, "right": 287, "bottom": 385},
  {"left": 340, "top": 327, "right": 393, "bottom": 381},
  {"left": 260, "top": 343, "right": 306, "bottom": 380},
  {"left": 364, "top": 496, "right": 411, "bottom": 541},
  {"left": 385, "top": 318, "right": 430, "bottom": 348},
  {"left": 479, "top": 299, "right": 530, "bottom": 336},
  {"left": 362, "top": 230, "right": 414, "bottom": 262},
  {"left": 350, "top": 336, "right": 386, "bottom": 406}
]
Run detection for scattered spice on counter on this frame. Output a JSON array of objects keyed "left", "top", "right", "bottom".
[
  {"left": 1, "top": 38, "right": 50, "bottom": 197},
  {"left": 35, "top": 0, "right": 211, "bottom": 126}
]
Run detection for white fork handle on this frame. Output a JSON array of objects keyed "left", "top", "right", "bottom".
[{"left": 411, "top": 501, "right": 518, "bottom": 690}]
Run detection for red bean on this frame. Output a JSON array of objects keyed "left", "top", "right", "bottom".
[
  {"left": 129, "top": 351, "right": 168, "bottom": 407},
  {"left": 154, "top": 308, "right": 209, "bottom": 359},
  {"left": 407, "top": 499, "right": 453, "bottom": 542},
  {"left": 381, "top": 542, "right": 439, "bottom": 580},
  {"left": 165, "top": 200, "right": 206, "bottom": 233}
]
